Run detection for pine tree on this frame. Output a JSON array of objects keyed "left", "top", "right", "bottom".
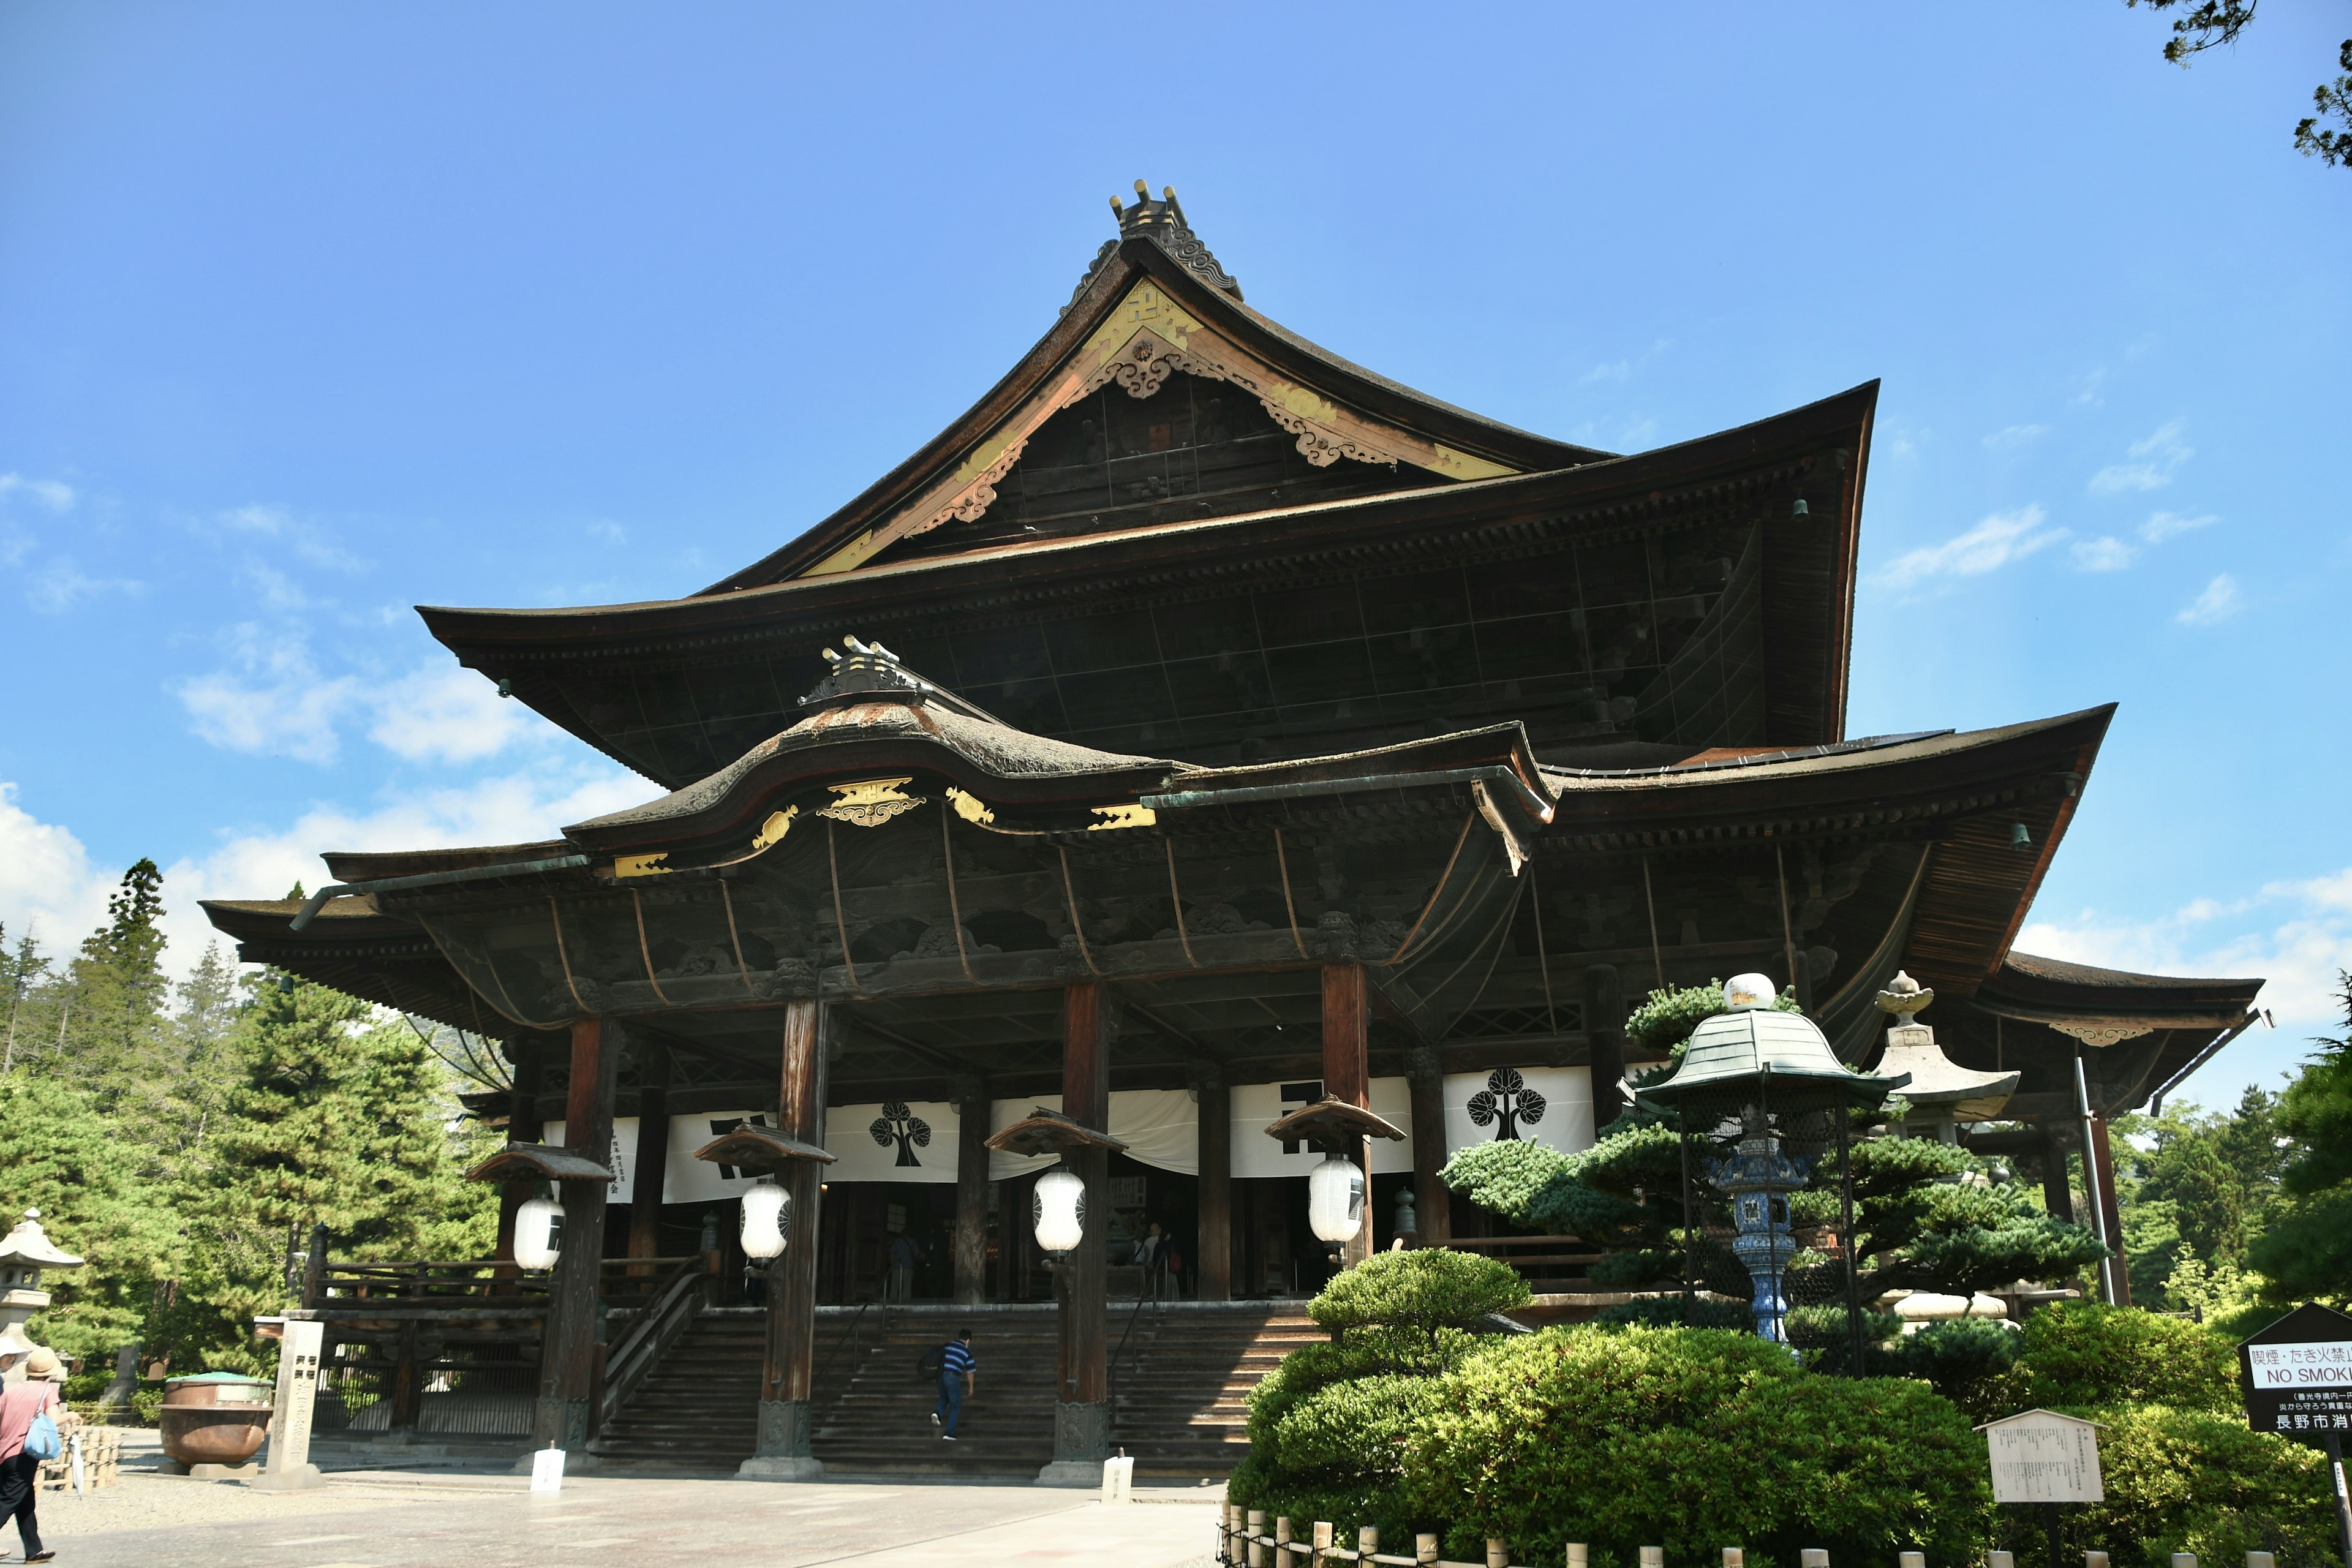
[
  {"left": 2249, "top": 974, "right": 2352, "bottom": 1308},
  {"left": 59, "top": 859, "right": 172, "bottom": 1107},
  {"left": 0, "top": 1074, "right": 183, "bottom": 1366}
]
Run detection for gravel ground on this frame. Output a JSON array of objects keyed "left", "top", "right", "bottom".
[{"left": 9, "top": 1469, "right": 1224, "bottom": 1567}]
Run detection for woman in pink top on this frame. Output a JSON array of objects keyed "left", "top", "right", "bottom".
[{"left": 0, "top": 1346, "right": 67, "bottom": 1564}]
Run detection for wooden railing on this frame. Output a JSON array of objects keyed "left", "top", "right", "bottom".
[{"left": 600, "top": 1254, "right": 715, "bottom": 1425}]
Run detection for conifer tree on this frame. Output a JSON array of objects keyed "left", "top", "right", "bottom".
[{"left": 0, "top": 1074, "right": 181, "bottom": 1365}]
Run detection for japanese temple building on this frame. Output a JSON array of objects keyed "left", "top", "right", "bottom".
[{"left": 203, "top": 185, "right": 2263, "bottom": 1477}]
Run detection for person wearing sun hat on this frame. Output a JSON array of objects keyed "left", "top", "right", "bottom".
[{"left": 0, "top": 1346, "right": 68, "bottom": 1562}]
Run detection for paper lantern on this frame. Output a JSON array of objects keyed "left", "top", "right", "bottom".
[
  {"left": 741, "top": 1178, "right": 789, "bottom": 1261},
  {"left": 1032, "top": 1164, "right": 1086, "bottom": 1255},
  {"left": 514, "top": 1194, "right": 564, "bottom": 1272},
  {"left": 1307, "top": 1155, "right": 1365, "bottom": 1245}
]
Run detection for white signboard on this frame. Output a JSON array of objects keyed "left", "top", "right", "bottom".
[
  {"left": 268, "top": 1318, "right": 323, "bottom": 1477},
  {"left": 1442, "top": 1068, "right": 1594, "bottom": 1158},
  {"left": 1979, "top": 1410, "right": 2105, "bottom": 1504},
  {"left": 1228, "top": 1077, "right": 1414, "bottom": 1180},
  {"left": 2245, "top": 1339, "right": 2352, "bottom": 1390}
]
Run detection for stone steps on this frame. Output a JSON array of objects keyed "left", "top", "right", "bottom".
[{"left": 592, "top": 1302, "right": 1322, "bottom": 1477}]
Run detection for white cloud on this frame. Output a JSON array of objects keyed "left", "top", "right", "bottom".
[
  {"left": 2141, "top": 510, "right": 2218, "bottom": 543},
  {"left": 1872, "top": 505, "right": 2065, "bottom": 592},
  {"left": 0, "top": 473, "right": 75, "bottom": 512},
  {"left": 1983, "top": 424, "right": 2051, "bottom": 451},
  {"left": 1580, "top": 360, "right": 1629, "bottom": 385},
  {"left": 0, "top": 783, "right": 111, "bottom": 961},
  {"left": 174, "top": 628, "right": 360, "bottom": 764},
  {"left": 0, "top": 766, "right": 652, "bottom": 980},
  {"left": 588, "top": 519, "right": 627, "bottom": 545},
  {"left": 2176, "top": 573, "right": 2243, "bottom": 627},
  {"left": 2087, "top": 417, "right": 2193, "bottom": 495},
  {"left": 174, "top": 628, "right": 552, "bottom": 768},
  {"left": 368, "top": 665, "right": 531, "bottom": 764},
  {"left": 219, "top": 503, "right": 369, "bottom": 573},
  {"left": 26, "top": 560, "right": 144, "bottom": 614},
  {"left": 2071, "top": 536, "right": 2138, "bottom": 572}
]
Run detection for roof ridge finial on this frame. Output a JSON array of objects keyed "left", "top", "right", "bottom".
[{"left": 1068, "top": 180, "right": 1242, "bottom": 315}]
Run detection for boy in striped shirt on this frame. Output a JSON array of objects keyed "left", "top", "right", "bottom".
[{"left": 932, "top": 1330, "right": 976, "bottom": 1440}]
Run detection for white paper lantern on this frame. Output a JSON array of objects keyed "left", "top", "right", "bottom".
[
  {"left": 1307, "top": 1155, "right": 1365, "bottom": 1245},
  {"left": 1032, "top": 1164, "right": 1086, "bottom": 1254},
  {"left": 514, "top": 1193, "right": 564, "bottom": 1272},
  {"left": 741, "top": 1178, "right": 789, "bottom": 1261}
]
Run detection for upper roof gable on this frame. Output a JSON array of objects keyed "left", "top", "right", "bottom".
[{"left": 704, "top": 193, "right": 1610, "bottom": 590}]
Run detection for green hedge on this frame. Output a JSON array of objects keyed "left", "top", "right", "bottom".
[
  {"left": 1994, "top": 1302, "right": 2239, "bottom": 1414},
  {"left": 1306, "top": 1248, "right": 1529, "bottom": 1338},
  {"left": 1399, "top": 1325, "right": 1994, "bottom": 1564},
  {"left": 2037, "top": 1403, "right": 2339, "bottom": 1567}
]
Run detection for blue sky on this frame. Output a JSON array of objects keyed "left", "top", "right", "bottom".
[{"left": 2, "top": 3, "right": 2345, "bottom": 1107}]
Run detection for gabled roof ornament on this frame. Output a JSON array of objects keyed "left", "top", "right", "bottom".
[
  {"left": 1065, "top": 179, "right": 1243, "bottom": 314},
  {"left": 796, "top": 635, "right": 1002, "bottom": 723}
]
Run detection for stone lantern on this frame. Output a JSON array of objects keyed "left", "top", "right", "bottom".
[
  {"left": 0, "top": 1210, "right": 84, "bottom": 1378},
  {"left": 1635, "top": 976, "right": 1906, "bottom": 1343},
  {"left": 1872, "top": 972, "right": 2019, "bottom": 1143}
]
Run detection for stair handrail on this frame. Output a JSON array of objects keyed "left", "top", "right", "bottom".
[
  {"left": 826, "top": 1297, "right": 875, "bottom": 1373},
  {"left": 598, "top": 1253, "right": 709, "bottom": 1425},
  {"left": 1107, "top": 1290, "right": 1152, "bottom": 1399}
]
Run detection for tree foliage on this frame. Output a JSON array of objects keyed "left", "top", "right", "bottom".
[
  {"left": 2126, "top": 1, "right": 2352, "bottom": 168},
  {"left": 0, "top": 859, "right": 498, "bottom": 1379},
  {"left": 2248, "top": 973, "right": 2352, "bottom": 1308}
]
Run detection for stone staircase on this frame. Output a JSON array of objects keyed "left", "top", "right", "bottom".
[{"left": 589, "top": 1300, "right": 1321, "bottom": 1478}]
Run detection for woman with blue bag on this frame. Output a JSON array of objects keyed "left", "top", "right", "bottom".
[{"left": 0, "top": 1346, "right": 69, "bottom": 1563}]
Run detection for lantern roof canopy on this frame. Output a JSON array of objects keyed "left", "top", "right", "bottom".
[
  {"left": 464, "top": 1143, "right": 615, "bottom": 1185},
  {"left": 0, "top": 1211, "right": 81, "bottom": 1270},
  {"left": 986, "top": 1107, "right": 1130, "bottom": 1159},
  {"left": 1637, "top": 1005, "right": 1908, "bottom": 1110},
  {"left": 1262, "top": 1096, "right": 1408, "bottom": 1147},
  {"left": 691, "top": 1125, "right": 837, "bottom": 1174}
]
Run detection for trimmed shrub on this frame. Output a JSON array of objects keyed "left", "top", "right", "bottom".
[
  {"left": 1995, "top": 1302, "right": 2239, "bottom": 1415},
  {"left": 2043, "top": 1403, "right": 2339, "bottom": 1567},
  {"left": 1399, "top": 1325, "right": 1994, "bottom": 1564},
  {"left": 1306, "top": 1247, "right": 1529, "bottom": 1338},
  {"left": 1876, "top": 1317, "right": 2021, "bottom": 1420}
]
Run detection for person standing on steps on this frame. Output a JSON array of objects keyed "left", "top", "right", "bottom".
[
  {"left": 887, "top": 1230, "right": 922, "bottom": 1303},
  {"left": 930, "top": 1328, "right": 975, "bottom": 1441}
]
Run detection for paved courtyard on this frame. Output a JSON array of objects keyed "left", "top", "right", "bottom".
[{"left": 18, "top": 1468, "right": 1225, "bottom": 1568}]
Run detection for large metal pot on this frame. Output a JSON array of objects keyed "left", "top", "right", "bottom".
[{"left": 160, "top": 1373, "right": 274, "bottom": 1466}]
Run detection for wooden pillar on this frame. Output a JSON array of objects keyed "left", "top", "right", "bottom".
[
  {"left": 1045, "top": 981, "right": 1112, "bottom": 1481},
  {"left": 494, "top": 1045, "right": 546, "bottom": 1261},
  {"left": 2041, "top": 1123, "right": 2076, "bottom": 1222},
  {"left": 1404, "top": 1046, "right": 1451, "bottom": 1243},
  {"left": 1583, "top": 965, "right": 1627, "bottom": 1131},
  {"left": 535, "top": 1015, "right": 618, "bottom": 1452},
  {"left": 1195, "top": 1067, "right": 1231, "bottom": 1300},
  {"left": 627, "top": 1039, "right": 673, "bottom": 1267},
  {"left": 952, "top": 1074, "right": 990, "bottom": 1306},
  {"left": 2089, "top": 1114, "right": 2132, "bottom": 1307},
  {"left": 746, "top": 998, "right": 827, "bottom": 1479},
  {"left": 1322, "top": 965, "right": 1373, "bottom": 1270}
]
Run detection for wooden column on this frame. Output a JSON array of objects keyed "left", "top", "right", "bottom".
[
  {"left": 1195, "top": 1067, "right": 1231, "bottom": 1300},
  {"left": 746, "top": 998, "right": 827, "bottom": 1479},
  {"left": 494, "top": 1046, "right": 546, "bottom": 1261},
  {"left": 1583, "top": 965, "right": 1627, "bottom": 1131},
  {"left": 952, "top": 1074, "right": 990, "bottom": 1306},
  {"left": 1404, "top": 1046, "right": 1451, "bottom": 1243},
  {"left": 627, "top": 1038, "right": 673, "bottom": 1266},
  {"left": 2041, "top": 1124, "right": 2076, "bottom": 1222},
  {"left": 1322, "top": 965, "right": 1373, "bottom": 1270},
  {"left": 1045, "top": 981, "right": 1112, "bottom": 1481},
  {"left": 535, "top": 1015, "right": 618, "bottom": 1452},
  {"left": 2089, "top": 1114, "right": 2132, "bottom": 1307}
]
